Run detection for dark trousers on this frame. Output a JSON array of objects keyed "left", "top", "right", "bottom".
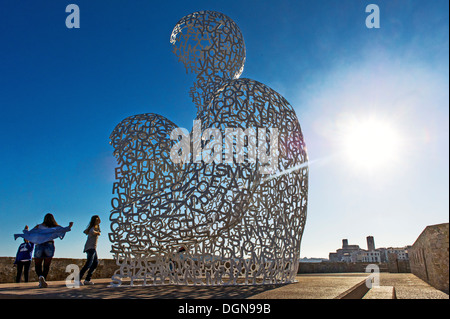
[
  {"left": 16, "top": 260, "right": 31, "bottom": 283},
  {"left": 34, "top": 257, "right": 52, "bottom": 279},
  {"left": 79, "top": 249, "right": 98, "bottom": 281}
]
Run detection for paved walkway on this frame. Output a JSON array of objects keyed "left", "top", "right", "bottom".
[
  {"left": 0, "top": 273, "right": 447, "bottom": 299},
  {"left": 378, "top": 273, "right": 449, "bottom": 299},
  {"left": 249, "top": 274, "right": 369, "bottom": 299}
]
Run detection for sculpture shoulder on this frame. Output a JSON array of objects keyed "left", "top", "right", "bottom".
[
  {"left": 109, "top": 113, "right": 180, "bottom": 168},
  {"left": 110, "top": 113, "right": 178, "bottom": 147},
  {"left": 202, "top": 78, "right": 299, "bottom": 130},
  {"left": 216, "top": 78, "right": 289, "bottom": 104}
]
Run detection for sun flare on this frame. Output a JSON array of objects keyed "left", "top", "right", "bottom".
[{"left": 340, "top": 117, "right": 401, "bottom": 171}]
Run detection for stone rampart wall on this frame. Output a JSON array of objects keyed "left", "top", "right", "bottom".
[
  {"left": 409, "top": 223, "right": 449, "bottom": 294},
  {"left": 0, "top": 257, "right": 117, "bottom": 284},
  {"left": 298, "top": 262, "right": 390, "bottom": 273}
]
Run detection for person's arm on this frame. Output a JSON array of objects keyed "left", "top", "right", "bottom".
[
  {"left": 61, "top": 222, "right": 74, "bottom": 232},
  {"left": 13, "top": 244, "right": 21, "bottom": 265}
]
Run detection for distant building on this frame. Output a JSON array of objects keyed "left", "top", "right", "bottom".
[
  {"left": 329, "top": 238, "right": 362, "bottom": 263},
  {"left": 367, "top": 236, "right": 375, "bottom": 251},
  {"left": 359, "top": 250, "right": 381, "bottom": 263},
  {"left": 386, "top": 247, "right": 410, "bottom": 260},
  {"left": 328, "top": 236, "right": 410, "bottom": 264}
]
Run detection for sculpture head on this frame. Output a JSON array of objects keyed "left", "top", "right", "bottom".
[{"left": 170, "top": 11, "right": 246, "bottom": 110}]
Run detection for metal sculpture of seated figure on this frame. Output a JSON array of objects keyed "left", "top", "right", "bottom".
[{"left": 109, "top": 10, "right": 308, "bottom": 286}]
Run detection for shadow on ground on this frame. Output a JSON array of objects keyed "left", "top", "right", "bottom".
[{"left": 1, "top": 281, "right": 289, "bottom": 299}]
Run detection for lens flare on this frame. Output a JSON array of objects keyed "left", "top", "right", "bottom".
[{"left": 340, "top": 117, "right": 401, "bottom": 171}]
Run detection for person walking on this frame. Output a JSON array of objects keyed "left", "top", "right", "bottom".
[
  {"left": 13, "top": 226, "right": 34, "bottom": 283},
  {"left": 34, "top": 214, "right": 73, "bottom": 288},
  {"left": 15, "top": 213, "right": 73, "bottom": 288},
  {"left": 78, "top": 215, "right": 101, "bottom": 285}
]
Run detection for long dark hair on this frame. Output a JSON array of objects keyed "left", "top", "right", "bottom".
[
  {"left": 84, "top": 215, "right": 100, "bottom": 234},
  {"left": 43, "top": 213, "right": 59, "bottom": 227}
]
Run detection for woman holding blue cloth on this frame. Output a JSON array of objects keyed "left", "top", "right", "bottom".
[{"left": 15, "top": 213, "right": 73, "bottom": 288}]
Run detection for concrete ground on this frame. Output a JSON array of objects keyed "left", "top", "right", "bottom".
[
  {"left": 377, "top": 273, "right": 449, "bottom": 299},
  {"left": 0, "top": 273, "right": 447, "bottom": 299}
]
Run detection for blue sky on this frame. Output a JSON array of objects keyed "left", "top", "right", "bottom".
[{"left": 0, "top": 0, "right": 448, "bottom": 259}]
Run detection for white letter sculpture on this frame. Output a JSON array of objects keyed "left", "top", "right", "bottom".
[{"left": 109, "top": 11, "right": 308, "bottom": 286}]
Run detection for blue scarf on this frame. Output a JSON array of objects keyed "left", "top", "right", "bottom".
[{"left": 14, "top": 226, "right": 71, "bottom": 244}]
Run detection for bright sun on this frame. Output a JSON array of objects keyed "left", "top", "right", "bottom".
[{"left": 340, "top": 117, "right": 401, "bottom": 171}]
